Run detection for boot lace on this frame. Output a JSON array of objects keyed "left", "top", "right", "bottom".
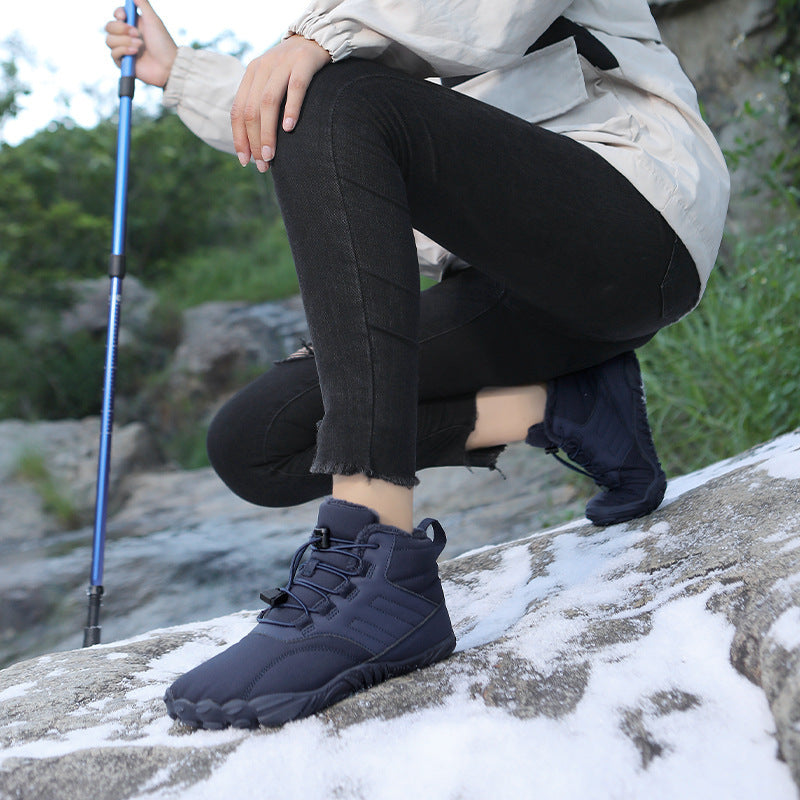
[
  {"left": 546, "top": 442, "right": 604, "bottom": 486},
  {"left": 257, "top": 526, "right": 379, "bottom": 627}
]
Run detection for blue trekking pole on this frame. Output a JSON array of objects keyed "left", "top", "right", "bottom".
[{"left": 84, "top": 0, "right": 138, "bottom": 647}]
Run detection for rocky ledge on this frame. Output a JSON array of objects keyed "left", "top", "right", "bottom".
[{"left": 1, "top": 432, "right": 799, "bottom": 800}]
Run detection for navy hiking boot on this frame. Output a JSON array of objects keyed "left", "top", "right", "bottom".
[
  {"left": 526, "top": 351, "right": 667, "bottom": 526},
  {"left": 164, "top": 498, "right": 456, "bottom": 729}
]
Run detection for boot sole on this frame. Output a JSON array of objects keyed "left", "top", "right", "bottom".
[
  {"left": 586, "top": 471, "right": 667, "bottom": 526},
  {"left": 584, "top": 352, "right": 667, "bottom": 526},
  {"left": 164, "top": 633, "right": 457, "bottom": 730}
]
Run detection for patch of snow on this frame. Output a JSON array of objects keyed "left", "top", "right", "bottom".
[
  {"left": 46, "top": 668, "right": 69, "bottom": 679},
  {"left": 0, "top": 722, "right": 124, "bottom": 763},
  {"left": 769, "top": 607, "right": 800, "bottom": 651},
  {"left": 764, "top": 530, "right": 795, "bottom": 544},
  {"left": 772, "top": 574, "right": 800, "bottom": 595},
  {"left": 758, "top": 448, "right": 800, "bottom": 481},
  {"left": 446, "top": 542, "right": 534, "bottom": 650},
  {"left": 125, "top": 685, "right": 166, "bottom": 703},
  {"left": 140, "top": 593, "right": 795, "bottom": 800},
  {"left": 504, "top": 526, "right": 648, "bottom": 670},
  {"left": 781, "top": 538, "right": 800, "bottom": 555},
  {"left": 663, "top": 430, "right": 800, "bottom": 505},
  {"left": 648, "top": 521, "right": 671, "bottom": 536},
  {"left": 0, "top": 681, "right": 36, "bottom": 702}
]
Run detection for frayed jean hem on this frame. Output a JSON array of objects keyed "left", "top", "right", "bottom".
[{"left": 310, "top": 461, "right": 420, "bottom": 489}]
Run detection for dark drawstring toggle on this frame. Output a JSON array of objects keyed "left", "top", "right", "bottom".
[
  {"left": 312, "top": 526, "right": 331, "bottom": 550},
  {"left": 260, "top": 588, "right": 289, "bottom": 607}
]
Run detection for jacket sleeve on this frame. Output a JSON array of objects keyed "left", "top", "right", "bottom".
[
  {"left": 288, "top": 0, "right": 573, "bottom": 77},
  {"left": 163, "top": 47, "right": 245, "bottom": 155}
]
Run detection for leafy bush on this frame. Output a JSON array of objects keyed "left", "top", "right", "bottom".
[
  {"left": 0, "top": 107, "right": 293, "bottom": 449},
  {"left": 155, "top": 217, "right": 298, "bottom": 309},
  {"left": 0, "top": 111, "right": 281, "bottom": 297},
  {"left": 0, "top": 326, "right": 105, "bottom": 420},
  {"left": 641, "top": 212, "right": 800, "bottom": 476}
]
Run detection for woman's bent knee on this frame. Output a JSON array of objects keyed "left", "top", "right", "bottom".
[
  {"left": 272, "top": 59, "right": 409, "bottom": 171},
  {"left": 206, "top": 356, "right": 326, "bottom": 507}
]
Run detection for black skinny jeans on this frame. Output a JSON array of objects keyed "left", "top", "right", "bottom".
[{"left": 208, "top": 59, "right": 699, "bottom": 506}]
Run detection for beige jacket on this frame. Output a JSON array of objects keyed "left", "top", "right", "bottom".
[{"left": 164, "top": 0, "right": 730, "bottom": 292}]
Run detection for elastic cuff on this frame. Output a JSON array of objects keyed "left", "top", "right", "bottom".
[
  {"left": 163, "top": 46, "right": 196, "bottom": 109},
  {"left": 286, "top": 15, "right": 351, "bottom": 62}
]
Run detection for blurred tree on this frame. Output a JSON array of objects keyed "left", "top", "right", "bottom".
[
  {"left": 0, "top": 38, "right": 31, "bottom": 133},
  {"left": 0, "top": 105, "right": 285, "bottom": 422},
  {"left": 0, "top": 110, "right": 279, "bottom": 299}
]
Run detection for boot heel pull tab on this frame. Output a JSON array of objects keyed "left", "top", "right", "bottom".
[{"left": 417, "top": 518, "right": 447, "bottom": 553}]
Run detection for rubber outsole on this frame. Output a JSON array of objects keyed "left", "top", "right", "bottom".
[
  {"left": 164, "top": 633, "right": 457, "bottom": 730},
  {"left": 586, "top": 472, "right": 667, "bottom": 526}
]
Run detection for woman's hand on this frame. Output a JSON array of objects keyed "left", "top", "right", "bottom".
[
  {"left": 105, "top": 0, "right": 177, "bottom": 88},
  {"left": 231, "top": 35, "right": 331, "bottom": 172}
]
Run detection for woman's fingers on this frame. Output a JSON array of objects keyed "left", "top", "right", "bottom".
[
  {"left": 104, "top": 0, "right": 177, "bottom": 87},
  {"left": 231, "top": 36, "right": 330, "bottom": 172},
  {"left": 282, "top": 57, "right": 322, "bottom": 132},
  {"left": 231, "top": 62, "right": 256, "bottom": 166},
  {"left": 105, "top": 19, "right": 142, "bottom": 66},
  {"left": 256, "top": 64, "right": 292, "bottom": 164}
]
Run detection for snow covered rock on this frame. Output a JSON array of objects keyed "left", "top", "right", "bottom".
[{"left": 1, "top": 432, "right": 799, "bottom": 799}]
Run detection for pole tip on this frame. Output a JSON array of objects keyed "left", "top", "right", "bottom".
[
  {"left": 83, "top": 626, "right": 102, "bottom": 647},
  {"left": 83, "top": 585, "right": 104, "bottom": 647}
]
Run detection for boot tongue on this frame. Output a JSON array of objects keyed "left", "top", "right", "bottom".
[
  {"left": 260, "top": 500, "right": 379, "bottom": 627},
  {"left": 316, "top": 498, "right": 378, "bottom": 540}
]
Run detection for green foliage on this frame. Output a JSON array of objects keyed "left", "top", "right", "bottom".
[
  {"left": 124, "top": 112, "right": 279, "bottom": 284},
  {"left": 642, "top": 4, "right": 800, "bottom": 476},
  {"left": 0, "top": 324, "right": 105, "bottom": 420},
  {"left": 0, "top": 111, "right": 281, "bottom": 299},
  {"left": 161, "top": 418, "right": 211, "bottom": 470},
  {"left": 641, "top": 215, "right": 800, "bottom": 476},
  {"left": 12, "top": 449, "right": 80, "bottom": 528},
  {"left": 4, "top": 25, "right": 800, "bottom": 476},
  {"left": 776, "top": 0, "right": 800, "bottom": 127},
  {"left": 157, "top": 217, "right": 298, "bottom": 308},
  {"left": 0, "top": 106, "right": 293, "bottom": 455},
  {"left": 0, "top": 38, "right": 31, "bottom": 130},
  {"left": 776, "top": 0, "right": 800, "bottom": 40}
]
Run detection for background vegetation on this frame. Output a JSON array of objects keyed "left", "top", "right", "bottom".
[
  {"left": 1, "top": 11, "right": 799, "bottom": 477},
  {"left": 638, "top": 1, "right": 800, "bottom": 474}
]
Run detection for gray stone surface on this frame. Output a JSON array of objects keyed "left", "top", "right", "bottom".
[
  {"left": 164, "top": 297, "right": 309, "bottom": 403},
  {"left": 59, "top": 276, "right": 158, "bottom": 348},
  {"left": 0, "top": 418, "right": 162, "bottom": 539},
  {"left": 653, "top": 0, "right": 791, "bottom": 237},
  {"left": 0, "top": 441, "right": 587, "bottom": 670}
]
